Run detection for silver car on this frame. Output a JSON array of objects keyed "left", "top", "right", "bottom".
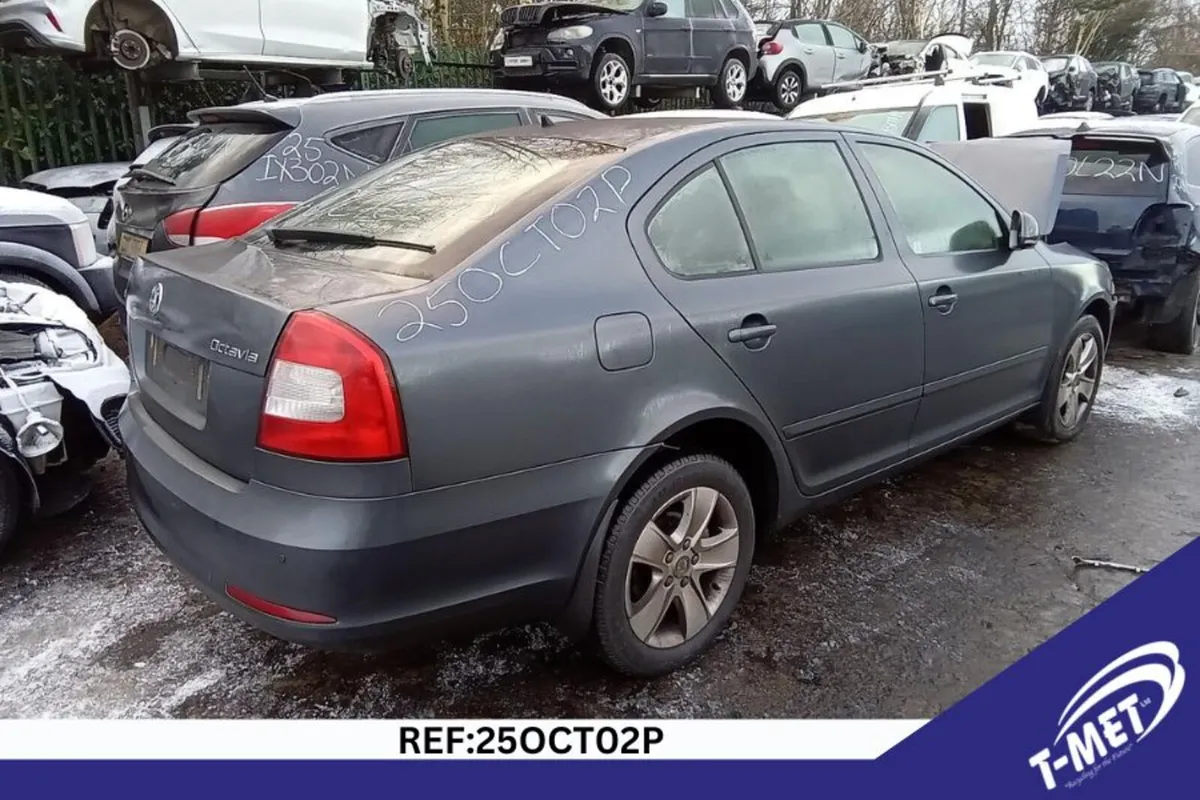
[{"left": 751, "top": 18, "right": 872, "bottom": 111}]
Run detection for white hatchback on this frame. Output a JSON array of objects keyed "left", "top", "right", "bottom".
[{"left": 0, "top": 0, "right": 433, "bottom": 73}]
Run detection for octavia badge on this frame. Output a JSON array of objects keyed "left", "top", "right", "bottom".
[{"left": 148, "top": 282, "right": 163, "bottom": 315}]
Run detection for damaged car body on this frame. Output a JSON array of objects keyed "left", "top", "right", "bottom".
[
  {"left": 489, "top": 0, "right": 758, "bottom": 112},
  {"left": 1011, "top": 119, "right": 1200, "bottom": 354},
  {"left": 0, "top": 280, "right": 129, "bottom": 558},
  {"left": 1040, "top": 54, "right": 1098, "bottom": 113}
]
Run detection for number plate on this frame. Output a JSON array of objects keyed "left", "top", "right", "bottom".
[
  {"left": 118, "top": 232, "right": 150, "bottom": 259},
  {"left": 146, "top": 334, "right": 209, "bottom": 419},
  {"left": 504, "top": 55, "right": 533, "bottom": 67}
]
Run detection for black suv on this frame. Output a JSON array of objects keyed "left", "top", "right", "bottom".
[{"left": 490, "top": 0, "right": 759, "bottom": 113}]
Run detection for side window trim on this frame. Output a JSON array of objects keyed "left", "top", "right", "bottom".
[
  {"left": 628, "top": 131, "right": 896, "bottom": 282},
  {"left": 392, "top": 107, "right": 530, "bottom": 157},
  {"left": 842, "top": 133, "right": 1009, "bottom": 257},
  {"left": 326, "top": 115, "right": 409, "bottom": 164}
]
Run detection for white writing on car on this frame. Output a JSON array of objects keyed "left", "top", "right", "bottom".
[
  {"left": 377, "top": 165, "right": 633, "bottom": 343},
  {"left": 258, "top": 132, "right": 356, "bottom": 186},
  {"left": 1067, "top": 155, "right": 1167, "bottom": 183}
]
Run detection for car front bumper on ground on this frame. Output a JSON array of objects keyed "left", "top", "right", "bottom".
[
  {"left": 120, "top": 391, "right": 642, "bottom": 649},
  {"left": 491, "top": 44, "right": 596, "bottom": 87},
  {"left": 0, "top": 1, "right": 84, "bottom": 52}
]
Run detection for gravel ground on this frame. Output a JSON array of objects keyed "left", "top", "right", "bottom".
[{"left": 0, "top": 332, "right": 1196, "bottom": 719}]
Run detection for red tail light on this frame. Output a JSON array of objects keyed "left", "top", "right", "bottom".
[
  {"left": 257, "top": 311, "right": 406, "bottom": 462},
  {"left": 760, "top": 41, "right": 783, "bottom": 56},
  {"left": 163, "top": 202, "right": 297, "bottom": 246},
  {"left": 225, "top": 584, "right": 336, "bottom": 625}
]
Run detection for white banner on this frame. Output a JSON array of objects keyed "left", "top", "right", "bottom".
[{"left": 0, "top": 719, "right": 927, "bottom": 760}]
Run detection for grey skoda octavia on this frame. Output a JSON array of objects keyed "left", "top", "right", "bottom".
[{"left": 120, "top": 118, "right": 1114, "bottom": 677}]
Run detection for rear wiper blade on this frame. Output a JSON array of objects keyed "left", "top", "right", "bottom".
[
  {"left": 267, "top": 226, "right": 436, "bottom": 254},
  {"left": 125, "top": 166, "right": 176, "bottom": 186}
]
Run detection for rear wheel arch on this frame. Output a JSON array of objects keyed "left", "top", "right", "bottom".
[{"left": 557, "top": 408, "right": 788, "bottom": 639}]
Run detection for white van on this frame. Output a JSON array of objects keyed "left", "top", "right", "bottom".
[{"left": 786, "top": 71, "right": 1040, "bottom": 142}]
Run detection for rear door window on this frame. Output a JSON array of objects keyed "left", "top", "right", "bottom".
[
  {"left": 330, "top": 121, "right": 405, "bottom": 163},
  {"left": 647, "top": 164, "right": 753, "bottom": 277},
  {"left": 404, "top": 111, "right": 525, "bottom": 152},
  {"left": 793, "top": 23, "right": 826, "bottom": 46},
  {"left": 720, "top": 141, "right": 879, "bottom": 270},
  {"left": 137, "top": 122, "right": 286, "bottom": 189},
  {"left": 688, "top": 0, "right": 721, "bottom": 18},
  {"left": 1065, "top": 139, "right": 1170, "bottom": 197}
]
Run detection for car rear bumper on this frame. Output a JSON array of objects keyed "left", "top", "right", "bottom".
[
  {"left": 0, "top": 2, "right": 84, "bottom": 52},
  {"left": 491, "top": 45, "right": 594, "bottom": 86},
  {"left": 1110, "top": 259, "right": 1198, "bottom": 323},
  {"left": 120, "top": 391, "right": 641, "bottom": 649}
]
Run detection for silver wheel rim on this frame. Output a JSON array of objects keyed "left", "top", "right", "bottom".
[
  {"left": 624, "top": 486, "right": 740, "bottom": 649},
  {"left": 599, "top": 59, "right": 628, "bottom": 106},
  {"left": 725, "top": 61, "right": 747, "bottom": 102},
  {"left": 779, "top": 73, "right": 800, "bottom": 106},
  {"left": 1057, "top": 332, "right": 1099, "bottom": 429}
]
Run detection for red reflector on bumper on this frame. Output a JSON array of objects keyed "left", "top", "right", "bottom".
[{"left": 225, "top": 584, "right": 336, "bottom": 625}]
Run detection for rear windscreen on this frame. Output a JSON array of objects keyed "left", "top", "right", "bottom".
[
  {"left": 135, "top": 122, "right": 286, "bottom": 189},
  {"left": 1064, "top": 139, "right": 1170, "bottom": 197},
  {"left": 256, "top": 135, "right": 626, "bottom": 278}
]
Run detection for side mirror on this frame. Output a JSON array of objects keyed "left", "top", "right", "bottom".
[
  {"left": 646, "top": 1, "right": 668, "bottom": 17},
  {"left": 856, "top": 39, "right": 867, "bottom": 53},
  {"left": 1009, "top": 209, "right": 1040, "bottom": 249}
]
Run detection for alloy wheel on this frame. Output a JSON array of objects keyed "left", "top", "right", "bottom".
[
  {"left": 599, "top": 59, "right": 629, "bottom": 107},
  {"left": 778, "top": 72, "right": 801, "bottom": 107},
  {"left": 1057, "top": 332, "right": 1099, "bottom": 429},
  {"left": 725, "top": 61, "right": 747, "bottom": 103},
  {"left": 624, "top": 486, "right": 741, "bottom": 649}
]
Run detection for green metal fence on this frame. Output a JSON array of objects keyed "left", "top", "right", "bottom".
[{"left": 0, "top": 47, "right": 719, "bottom": 185}]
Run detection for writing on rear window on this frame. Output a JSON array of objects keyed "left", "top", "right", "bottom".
[
  {"left": 1067, "top": 154, "right": 1166, "bottom": 182},
  {"left": 1064, "top": 145, "right": 1170, "bottom": 197}
]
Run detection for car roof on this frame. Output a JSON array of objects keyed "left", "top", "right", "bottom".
[
  {"left": 633, "top": 109, "right": 780, "bottom": 119},
  {"left": 479, "top": 115, "right": 854, "bottom": 151},
  {"left": 190, "top": 88, "right": 602, "bottom": 128}
]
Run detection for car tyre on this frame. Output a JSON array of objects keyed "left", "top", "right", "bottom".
[
  {"left": 772, "top": 67, "right": 804, "bottom": 112},
  {"left": 1147, "top": 270, "right": 1200, "bottom": 355},
  {"left": 1026, "top": 314, "right": 1105, "bottom": 443},
  {"left": 713, "top": 55, "right": 749, "bottom": 109},
  {"left": 591, "top": 51, "right": 631, "bottom": 113},
  {"left": 593, "top": 454, "right": 755, "bottom": 677}
]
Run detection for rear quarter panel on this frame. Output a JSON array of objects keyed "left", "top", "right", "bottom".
[{"left": 329, "top": 144, "right": 787, "bottom": 492}]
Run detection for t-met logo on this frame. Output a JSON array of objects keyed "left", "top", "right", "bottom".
[{"left": 1028, "top": 641, "right": 1185, "bottom": 790}]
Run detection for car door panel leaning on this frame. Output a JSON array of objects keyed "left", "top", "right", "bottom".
[{"left": 119, "top": 118, "right": 1114, "bottom": 677}]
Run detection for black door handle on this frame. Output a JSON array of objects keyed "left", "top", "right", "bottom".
[
  {"left": 928, "top": 286, "right": 958, "bottom": 313},
  {"left": 728, "top": 315, "right": 777, "bottom": 344}
]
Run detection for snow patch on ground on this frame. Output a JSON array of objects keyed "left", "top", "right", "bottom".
[{"left": 1095, "top": 365, "right": 1200, "bottom": 430}]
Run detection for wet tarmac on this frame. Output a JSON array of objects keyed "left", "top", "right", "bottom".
[{"left": 0, "top": 334, "right": 1196, "bottom": 718}]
